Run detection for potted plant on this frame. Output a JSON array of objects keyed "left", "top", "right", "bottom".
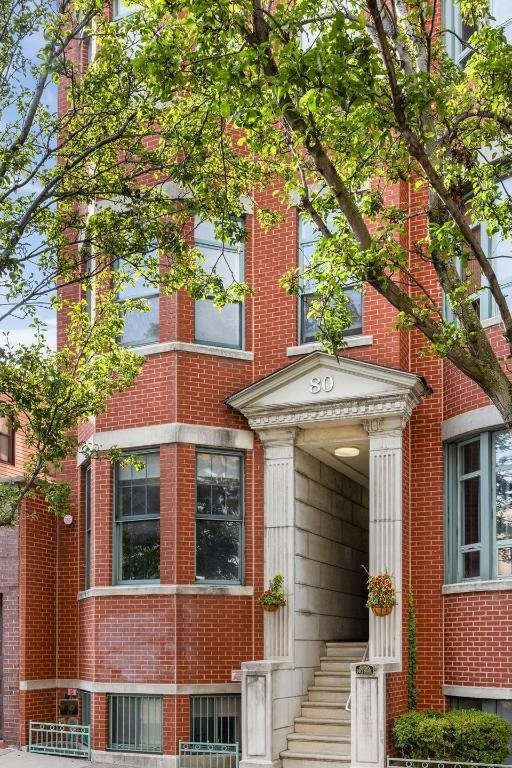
[
  {"left": 366, "top": 571, "right": 396, "bottom": 616},
  {"left": 257, "top": 573, "right": 286, "bottom": 612}
]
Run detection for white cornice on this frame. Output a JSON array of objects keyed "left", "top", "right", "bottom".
[{"left": 246, "top": 393, "right": 421, "bottom": 431}]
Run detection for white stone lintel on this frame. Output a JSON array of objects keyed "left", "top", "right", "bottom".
[
  {"left": 20, "top": 679, "right": 241, "bottom": 695},
  {"left": 77, "top": 422, "right": 253, "bottom": 465},
  {"left": 78, "top": 584, "right": 254, "bottom": 600},
  {"left": 286, "top": 336, "right": 374, "bottom": 357},
  {"left": 129, "top": 340, "right": 254, "bottom": 361}
]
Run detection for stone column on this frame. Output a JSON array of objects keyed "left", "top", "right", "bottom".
[
  {"left": 258, "top": 427, "right": 297, "bottom": 661},
  {"left": 365, "top": 416, "right": 405, "bottom": 666}
]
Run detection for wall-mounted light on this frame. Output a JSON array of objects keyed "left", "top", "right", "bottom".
[
  {"left": 334, "top": 446, "right": 360, "bottom": 458},
  {"left": 63, "top": 514, "right": 74, "bottom": 526}
]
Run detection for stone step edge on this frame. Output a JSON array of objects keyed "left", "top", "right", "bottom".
[
  {"left": 325, "top": 641, "right": 367, "bottom": 647},
  {"left": 303, "top": 701, "right": 346, "bottom": 709},
  {"left": 319, "top": 656, "right": 361, "bottom": 662},
  {"left": 308, "top": 686, "right": 350, "bottom": 692},
  {"left": 294, "top": 716, "right": 349, "bottom": 725},
  {"left": 287, "top": 734, "right": 350, "bottom": 744},
  {"left": 281, "top": 750, "right": 351, "bottom": 762}
]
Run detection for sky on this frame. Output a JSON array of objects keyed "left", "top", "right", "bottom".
[{"left": 0, "top": 16, "right": 58, "bottom": 351}]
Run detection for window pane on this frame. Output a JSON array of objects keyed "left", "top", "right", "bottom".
[
  {"left": 462, "top": 476, "right": 480, "bottom": 544},
  {"left": 121, "top": 519, "right": 160, "bottom": 581},
  {"left": 492, "top": 0, "right": 512, "bottom": 26},
  {"left": 463, "top": 549, "right": 480, "bottom": 578},
  {"left": 195, "top": 300, "right": 241, "bottom": 348},
  {"left": 496, "top": 700, "right": 512, "bottom": 764},
  {"left": 497, "top": 546, "right": 512, "bottom": 577},
  {"left": 196, "top": 453, "right": 242, "bottom": 519},
  {"left": 495, "top": 431, "right": 512, "bottom": 540},
  {"left": 121, "top": 296, "right": 159, "bottom": 347},
  {"left": 196, "top": 520, "right": 241, "bottom": 582},
  {"left": 463, "top": 440, "right": 480, "bottom": 474}
]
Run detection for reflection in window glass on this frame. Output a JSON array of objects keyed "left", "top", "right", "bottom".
[
  {"left": 447, "top": 430, "right": 512, "bottom": 582},
  {"left": 195, "top": 451, "right": 243, "bottom": 583},
  {"left": 116, "top": 259, "right": 159, "bottom": 347},
  {"left": 298, "top": 216, "right": 362, "bottom": 344},
  {"left": 115, "top": 452, "right": 160, "bottom": 582},
  {"left": 194, "top": 219, "right": 244, "bottom": 349}
]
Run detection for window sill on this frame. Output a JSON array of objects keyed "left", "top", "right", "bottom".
[
  {"left": 129, "top": 341, "right": 254, "bottom": 361},
  {"left": 286, "top": 335, "right": 373, "bottom": 356},
  {"left": 442, "top": 578, "right": 512, "bottom": 595},
  {"left": 77, "top": 584, "right": 254, "bottom": 599},
  {"left": 481, "top": 316, "right": 503, "bottom": 329}
]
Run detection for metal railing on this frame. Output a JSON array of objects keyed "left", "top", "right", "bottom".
[
  {"left": 28, "top": 721, "right": 91, "bottom": 759},
  {"left": 388, "top": 758, "right": 511, "bottom": 768},
  {"left": 179, "top": 741, "right": 239, "bottom": 768}
]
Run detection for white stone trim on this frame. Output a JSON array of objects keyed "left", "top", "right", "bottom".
[
  {"left": 247, "top": 394, "right": 418, "bottom": 430},
  {"left": 441, "top": 405, "right": 503, "bottom": 442},
  {"left": 129, "top": 340, "right": 254, "bottom": 361},
  {"left": 77, "top": 422, "right": 253, "bottom": 465},
  {"left": 443, "top": 685, "right": 512, "bottom": 700},
  {"left": 77, "top": 584, "right": 254, "bottom": 600},
  {"left": 92, "top": 750, "right": 177, "bottom": 768},
  {"left": 20, "top": 679, "right": 241, "bottom": 695},
  {"left": 286, "top": 336, "right": 373, "bottom": 356},
  {"left": 481, "top": 316, "right": 502, "bottom": 329},
  {"left": 442, "top": 578, "right": 512, "bottom": 594}
]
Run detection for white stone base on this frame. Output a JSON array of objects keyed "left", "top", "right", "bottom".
[
  {"left": 91, "top": 750, "right": 178, "bottom": 768},
  {"left": 239, "top": 759, "right": 282, "bottom": 768}
]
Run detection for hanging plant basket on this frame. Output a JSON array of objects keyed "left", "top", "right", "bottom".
[
  {"left": 371, "top": 604, "right": 393, "bottom": 617},
  {"left": 261, "top": 603, "right": 280, "bottom": 613}
]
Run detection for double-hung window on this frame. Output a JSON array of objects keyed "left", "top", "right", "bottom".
[
  {"left": 84, "top": 465, "right": 91, "bottom": 590},
  {"left": 446, "top": 430, "right": 512, "bottom": 582},
  {"left": 195, "top": 451, "right": 243, "bottom": 583},
  {"left": 116, "top": 258, "right": 159, "bottom": 347},
  {"left": 114, "top": 451, "right": 160, "bottom": 583},
  {"left": 298, "top": 217, "right": 362, "bottom": 344},
  {"left": 194, "top": 219, "right": 244, "bottom": 349},
  {"left": 0, "top": 418, "right": 14, "bottom": 464}
]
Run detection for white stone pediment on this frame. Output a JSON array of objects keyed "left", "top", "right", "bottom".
[{"left": 226, "top": 352, "right": 428, "bottom": 427}]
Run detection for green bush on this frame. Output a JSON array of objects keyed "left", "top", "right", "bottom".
[{"left": 393, "top": 709, "right": 510, "bottom": 763}]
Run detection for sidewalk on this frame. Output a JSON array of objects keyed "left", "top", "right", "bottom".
[{"left": 0, "top": 748, "right": 134, "bottom": 767}]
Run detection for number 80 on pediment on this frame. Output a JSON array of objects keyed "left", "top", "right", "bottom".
[{"left": 309, "top": 375, "right": 334, "bottom": 394}]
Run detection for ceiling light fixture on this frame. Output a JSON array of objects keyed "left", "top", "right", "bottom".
[{"left": 334, "top": 446, "right": 360, "bottom": 458}]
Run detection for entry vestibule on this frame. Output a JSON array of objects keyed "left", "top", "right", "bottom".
[{"left": 226, "top": 352, "right": 428, "bottom": 768}]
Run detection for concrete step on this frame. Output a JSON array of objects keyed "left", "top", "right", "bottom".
[
  {"left": 294, "top": 716, "right": 351, "bottom": 736},
  {"left": 286, "top": 733, "right": 351, "bottom": 755},
  {"left": 324, "top": 642, "right": 367, "bottom": 658},
  {"left": 281, "top": 750, "right": 351, "bottom": 768},
  {"left": 314, "top": 671, "right": 351, "bottom": 686},
  {"left": 320, "top": 658, "right": 359, "bottom": 673},
  {"left": 301, "top": 702, "right": 350, "bottom": 720},
  {"left": 308, "top": 685, "right": 350, "bottom": 703}
]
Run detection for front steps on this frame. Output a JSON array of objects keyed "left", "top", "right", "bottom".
[{"left": 280, "top": 641, "right": 366, "bottom": 768}]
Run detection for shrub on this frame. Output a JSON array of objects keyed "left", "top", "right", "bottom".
[{"left": 393, "top": 709, "right": 510, "bottom": 763}]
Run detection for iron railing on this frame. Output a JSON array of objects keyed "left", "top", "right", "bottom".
[
  {"left": 179, "top": 741, "right": 239, "bottom": 768},
  {"left": 388, "top": 758, "right": 511, "bottom": 768},
  {"left": 28, "top": 721, "right": 91, "bottom": 759}
]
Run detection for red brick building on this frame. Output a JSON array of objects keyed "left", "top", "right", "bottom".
[{"left": 3, "top": 1, "right": 512, "bottom": 766}]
